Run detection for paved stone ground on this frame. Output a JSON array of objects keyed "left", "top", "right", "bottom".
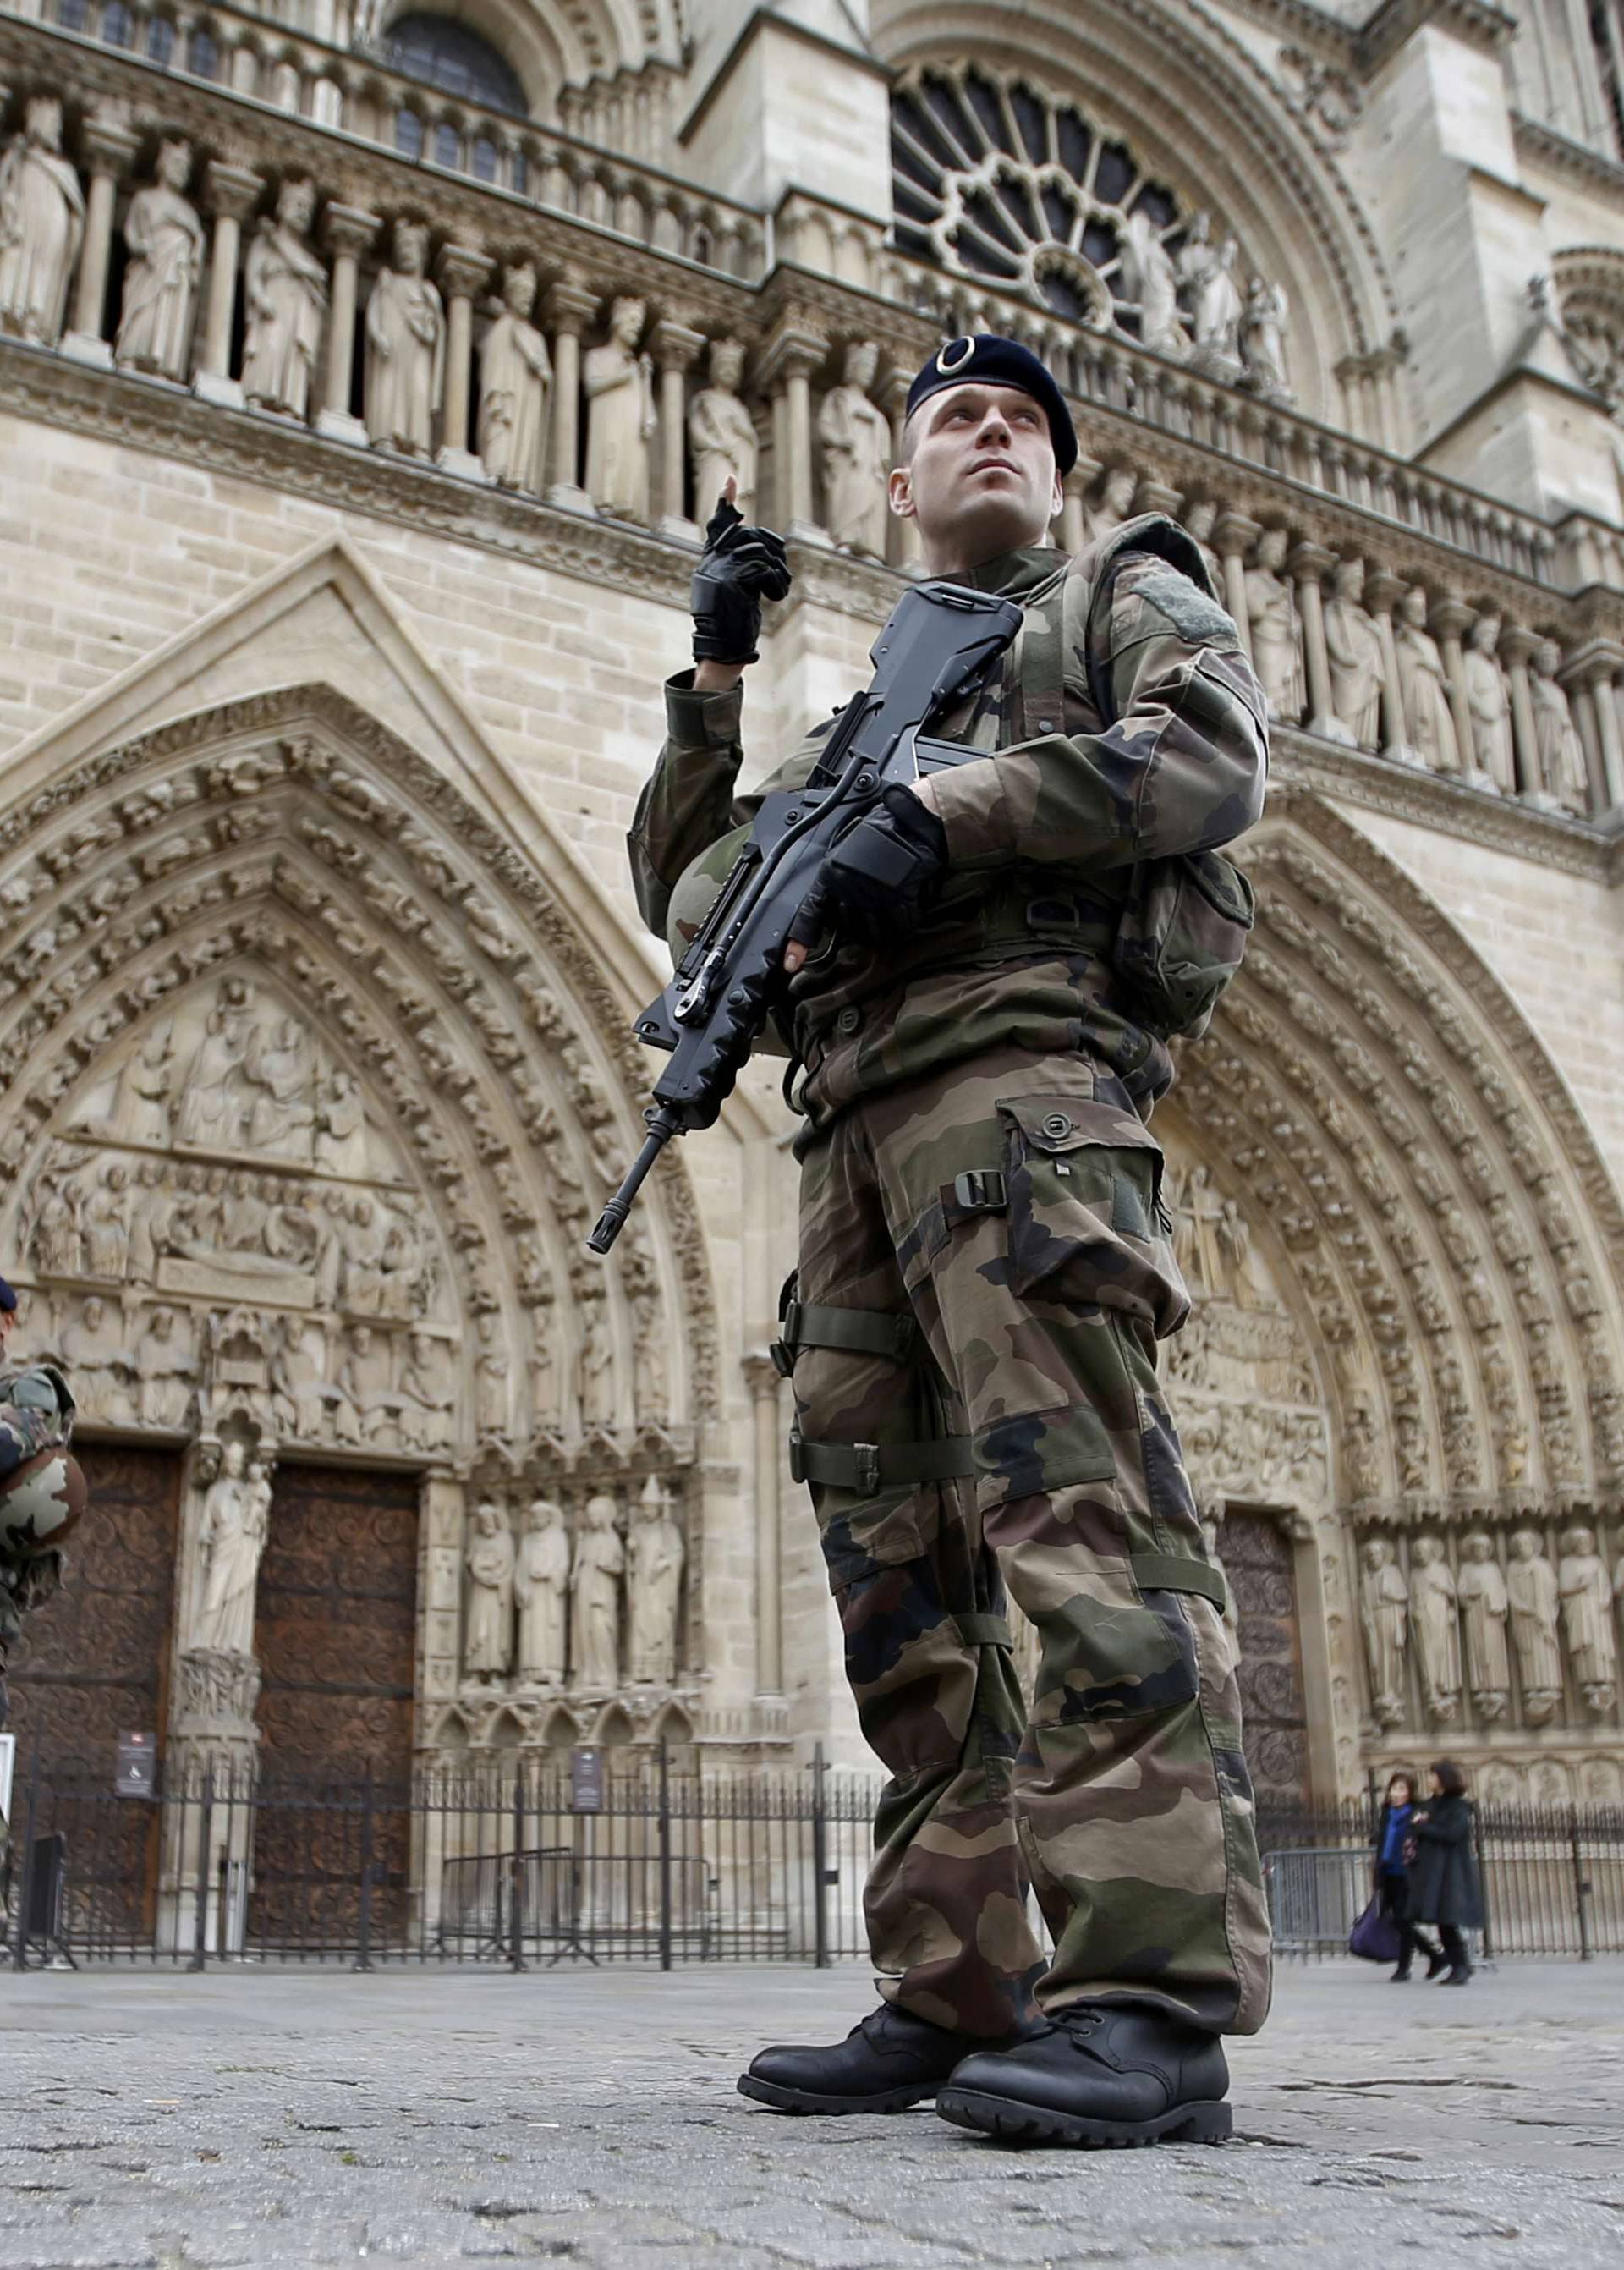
[{"left": 0, "top": 1959, "right": 1621, "bottom": 2269}]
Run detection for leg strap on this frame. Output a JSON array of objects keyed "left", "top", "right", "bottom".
[
  {"left": 1132, "top": 1552, "right": 1227, "bottom": 1613},
  {"left": 771, "top": 1289, "right": 916, "bottom": 1377},
  {"left": 789, "top": 1430, "right": 974, "bottom": 1492}
]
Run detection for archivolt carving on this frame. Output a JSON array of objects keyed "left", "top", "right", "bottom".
[
  {"left": 1166, "top": 800, "right": 1624, "bottom": 1523},
  {"left": 0, "top": 684, "right": 719, "bottom": 1469}
]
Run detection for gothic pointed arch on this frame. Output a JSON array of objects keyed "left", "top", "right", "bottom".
[
  {"left": 0, "top": 667, "right": 721, "bottom": 1472},
  {"left": 871, "top": 0, "right": 1399, "bottom": 414}
]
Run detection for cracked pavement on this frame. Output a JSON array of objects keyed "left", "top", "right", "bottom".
[{"left": 0, "top": 1959, "right": 1621, "bottom": 2268}]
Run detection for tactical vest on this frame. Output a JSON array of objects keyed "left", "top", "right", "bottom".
[{"left": 1009, "top": 513, "right": 1258, "bottom": 1042}]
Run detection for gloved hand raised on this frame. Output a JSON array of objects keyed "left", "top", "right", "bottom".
[
  {"left": 787, "top": 785, "right": 949, "bottom": 955},
  {"left": 690, "top": 485, "right": 792, "bottom": 666}
]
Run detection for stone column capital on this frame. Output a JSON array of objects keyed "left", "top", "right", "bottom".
[
  {"left": 1429, "top": 596, "right": 1474, "bottom": 640},
  {"left": 82, "top": 116, "right": 141, "bottom": 176},
  {"left": 741, "top": 1350, "right": 785, "bottom": 1399},
  {"left": 436, "top": 242, "right": 492, "bottom": 300},
  {"left": 1363, "top": 568, "right": 1406, "bottom": 615},
  {"left": 1561, "top": 639, "right": 1624, "bottom": 687},
  {"left": 756, "top": 324, "right": 826, "bottom": 391},
  {"left": 205, "top": 160, "right": 262, "bottom": 223},
  {"left": 650, "top": 316, "right": 706, "bottom": 372},
  {"left": 1497, "top": 623, "right": 1543, "bottom": 664},
  {"left": 1287, "top": 540, "right": 1337, "bottom": 582},
  {"left": 1137, "top": 478, "right": 1182, "bottom": 519},
  {"left": 321, "top": 202, "right": 380, "bottom": 261},
  {"left": 545, "top": 278, "right": 599, "bottom": 333},
  {"left": 1214, "top": 510, "right": 1261, "bottom": 558}
]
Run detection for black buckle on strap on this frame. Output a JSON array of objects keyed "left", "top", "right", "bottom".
[
  {"left": 769, "top": 1296, "right": 802, "bottom": 1378},
  {"left": 952, "top": 1168, "right": 1007, "bottom": 1214}
]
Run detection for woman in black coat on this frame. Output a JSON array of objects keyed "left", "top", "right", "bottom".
[
  {"left": 1371, "top": 1769, "right": 1446, "bottom": 1981},
  {"left": 1407, "top": 1758, "right": 1484, "bottom": 1984}
]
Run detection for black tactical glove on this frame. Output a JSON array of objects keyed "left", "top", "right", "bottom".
[
  {"left": 690, "top": 493, "right": 792, "bottom": 665},
  {"left": 789, "top": 786, "right": 949, "bottom": 952}
]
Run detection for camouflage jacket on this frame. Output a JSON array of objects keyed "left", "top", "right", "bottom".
[{"left": 628, "top": 514, "right": 1267, "bottom": 1129}]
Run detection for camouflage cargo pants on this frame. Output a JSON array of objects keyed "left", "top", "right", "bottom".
[{"left": 786, "top": 1043, "right": 1271, "bottom": 2041}]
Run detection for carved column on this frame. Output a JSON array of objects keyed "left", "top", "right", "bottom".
[
  {"left": 882, "top": 367, "right": 921, "bottom": 571},
  {"left": 1575, "top": 648, "right": 1624, "bottom": 810},
  {"left": 760, "top": 327, "right": 826, "bottom": 541},
  {"left": 545, "top": 278, "right": 596, "bottom": 511},
  {"left": 435, "top": 243, "right": 493, "bottom": 481},
  {"left": 1429, "top": 598, "right": 1476, "bottom": 775},
  {"left": 743, "top": 1353, "right": 784, "bottom": 1697},
  {"left": 650, "top": 314, "right": 705, "bottom": 541},
  {"left": 62, "top": 115, "right": 141, "bottom": 368},
  {"left": 315, "top": 202, "right": 376, "bottom": 445},
  {"left": 1289, "top": 541, "right": 1338, "bottom": 740},
  {"left": 1214, "top": 511, "right": 1260, "bottom": 666},
  {"left": 1498, "top": 624, "right": 1542, "bottom": 800},
  {"left": 195, "top": 161, "right": 261, "bottom": 409},
  {"left": 1058, "top": 452, "right": 1100, "bottom": 558},
  {"left": 1359, "top": 569, "right": 1411, "bottom": 761}
]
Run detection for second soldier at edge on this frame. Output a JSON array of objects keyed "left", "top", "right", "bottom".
[{"left": 629, "top": 334, "right": 1272, "bottom": 2147}]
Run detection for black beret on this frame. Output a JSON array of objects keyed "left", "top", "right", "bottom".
[
  {"left": 904, "top": 334, "right": 1078, "bottom": 475},
  {"left": 0, "top": 1278, "right": 15, "bottom": 1312}
]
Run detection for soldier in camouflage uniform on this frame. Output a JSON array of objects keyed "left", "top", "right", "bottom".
[
  {"left": 630, "top": 336, "right": 1271, "bottom": 2146},
  {"left": 0, "top": 1277, "right": 79, "bottom": 1730}
]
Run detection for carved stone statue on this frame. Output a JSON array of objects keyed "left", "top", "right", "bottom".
[
  {"left": 819, "top": 340, "right": 891, "bottom": 558},
  {"left": 1244, "top": 529, "right": 1303, "bottom": 722},
  {"left": 174, "top": 977, "right": 255, "bottom": 1148},
  {"left": 1179, "top": 212, "right": 1243, "bottom": 375},
  {"left": 114, "top": 138, "right": 202, "bottom": 381},
  {"left": 60, "top": 1294, "right": 134, "bottom": 1423},
  {"left": 1530, "top": 640, "right": 1590, "bottom": 814},
  {"left": 1506, "top": 1527, "right": 1562, "bottom": 1724},
  {"left": 270, "top": 1316, "right": 326, "bottom": 1440},
  {"left": 1182, "top": 497, "right": 1221, "bottom": 588},
  {"left": 113, "top": 1023, "right": 176, "bottom": 1145},
  {"left": 395, "top": 1327, "right": 453, "bottom": 1452},
  {"left": 627, "top": 1475, "right": 683, "bottom": 1685},
  {"left": 314, "top": 1066, "right": 369, "bottom": 1179},
  {"left": 195, "top": 1442, "right": 267, "bottom": 1656},
  {"left": 83, "top": 1162, "right": 132, "bottom": 1279},
  {"left": 1085, "top": 466, "right": 1138, "bottom": 547},
  {"left": 577, "top": 1293, "right": 614, "bottom": 1431},
  {"left": 1323, "top": 557, "right": 1383, "bottom": 750},
  {"left": 584, "top": 296, "right": 656, "bottom": 519},
  {"left": 1557, "top": 1524, "right": 1616, "bottom": 1713},
  {"left": 0, "top": 96, "right": 85, "bottom": 347},
  {"left": 1171, "top": 1162, "right": 1226, "bottom": 1297},
  {"left": 30, "top": 1176, "right": 83, "bottom": 1277},
  {"left": 1395, "top": 586, "right": 1460, "bottom": 771},
  {"left": 477, "top": 262, "right": 551, "bottom": 491},
  {"left": 689, "top": 337, "right": 759, "bottom": 521},
  {"left": 1359, "top": 1535, "right": 1407, "bottom": 1727},
  {"left": 1408, "top": 1534, "right": 1462, "bottom": 1722},
  {"left": 334, "top": 1323, "right": 395, "bottom": 1446},
  {"left": 571, "top": 1491, "right": 624, "bottom": 1689},
  {"left": 464, "top": 1500, "right": 514, "bottom": 1682},
  {"left": 1122, "top": 209, "right": 1187, "bottom": 359},
  {"left": 365, "top": 220, "right": 445, "bottom": 455},
  {"left": 243, "top": 1016, "right": 315, "bottom": 1160},
  {"left": 475, "top": 1309, "right": 510, "bottom": 1438},
  {"left": 1462, "top": 613, "right": 1515, "bottom": 792},
  {"left": 514, "top": 1497, "right": 569, "bottom": 1684},
  {"left": 1456, "top": 1531, "right": 1510, "bottom": 1719},
  {"left": 241, "top": 177, "right": 327, "bottom": 420},
  {"left": 1240, "top": 273, "right": 1292, "bottom": 400}
]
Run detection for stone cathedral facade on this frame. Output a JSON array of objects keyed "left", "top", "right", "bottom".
[{"left": 2, "top": 0, "right": 1623, "bottom": 1872}]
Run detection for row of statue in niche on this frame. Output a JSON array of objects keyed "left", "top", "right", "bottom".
[
  {"left": 1359, "top": 1524, "right": 1622, "bottom": 1732},
  {"left": 464, "top": 1480, "right": 685, "bottom": 1694}
]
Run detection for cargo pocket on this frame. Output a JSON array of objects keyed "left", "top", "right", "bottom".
[
  {"left": 818, "top": 1492, "right": 969, "bottom": 1777},
  {"left": 995, "top": 1093, "right": 1188, "bottom": 1339}
]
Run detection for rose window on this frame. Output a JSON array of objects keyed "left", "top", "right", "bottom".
[{"left": 890, "top": 63, "right": 1188, "bottom": 337}]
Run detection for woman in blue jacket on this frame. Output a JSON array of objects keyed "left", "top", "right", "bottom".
[{"left": 1371, "top": 1769, "right": 1446, "bottom": 1982}]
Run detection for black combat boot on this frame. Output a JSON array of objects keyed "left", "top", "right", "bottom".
[
  {"left": 937, "top": 2004, "right": 1232, "bottom": 2148},
  {"left": 738, "top": 2004, "right": 981, "bottom": 2114}
]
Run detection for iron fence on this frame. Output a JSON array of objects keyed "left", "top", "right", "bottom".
[{"left": 4, "top": 1752, "right": 1623, "bottom": 1970}]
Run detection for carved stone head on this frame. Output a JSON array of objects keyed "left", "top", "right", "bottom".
[
  {"left": 393, "top": 220, "right": 429, "bottom": 276},
  {"left": 1257, "top": 526, "right": 1288, "bottom": 571},
  {"left": 1411, "top": 1533, "right": 1440, "bottom": 1567},
  {"left": 608, "top": 296, "right": 645, "bottom": 345},
  {"left": 1461, "top": 1531, "right": 1493, "bottom": 1564},
  {"left": 528, "top": 1497, "right": 562, "bottom": 1531},
  {"left": 1534, "top": 637, "right": 1561, "bottom": 680},
  {"left": 1183, "top": 497, "right": 1216, "bottom": 541},
  {"left": 843, "top": 338, "right": 879, "bottom": 390},
  {"left": 1509, "top": 1527, "right": 1542, "bottom": 1561},
  {"left": 156, "top": 137, "right": 192, "bottom": 192},
  {"left": 277, "top": 177, "right": 317, "bottom": 235},
  {"left": 1470, "top": 611, "right": 1501, "bottom": 652},
  {"left": 220, "top": 1437, "right": 246, "bottom": 1477},
  {"left": 1399, "top": 584, "right": 1429, "bottom": 626},
  {"left": 1333, "top": 555, "right": 1364, "bottom": 601},
  {"left": 475, "top": 1498, "right": 502, "bottom": 1535},
  {"left": 709, "top": 337, "right": 743, "bottom": 390},
  {"left": 1560, "top": 1523, "right": 1595, "bottom": 1557},
  {"left": 1362, "top": 1536, "right": 1391, "bottom": 1570},
  {"left": 1103, "top": 467, "right": 1137, "bottom": 513},
  {"left": 503, "top": 262, "right": 537, "bottom": 317},
  {"left": 25, "top": 96, "right": 63, "bottom": 151}
]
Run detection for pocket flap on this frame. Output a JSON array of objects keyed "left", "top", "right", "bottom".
[{"left": 997, "top": 1093, "right": 1161, "bottom": 1161}]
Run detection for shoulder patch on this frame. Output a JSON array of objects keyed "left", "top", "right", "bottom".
[{"left": 1118, "top": 561, "right": 1239, "bottom": 649}]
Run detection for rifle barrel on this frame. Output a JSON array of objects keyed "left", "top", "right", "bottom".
[{"left": 587, "top": 1113, "right": 679, "bottom": 1253}]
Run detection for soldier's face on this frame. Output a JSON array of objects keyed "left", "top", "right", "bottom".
[{"left": 892, "top": 384, "right": 1062, "bottom": 565}]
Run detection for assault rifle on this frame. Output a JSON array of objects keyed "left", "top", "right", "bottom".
[{"left": 588, "top": 579, "right": 1023, "bottom": 1254}]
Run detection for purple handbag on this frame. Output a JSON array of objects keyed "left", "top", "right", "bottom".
[{"left": 1348, "top": 1894, "right": 1401, "bottom": 1964}]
